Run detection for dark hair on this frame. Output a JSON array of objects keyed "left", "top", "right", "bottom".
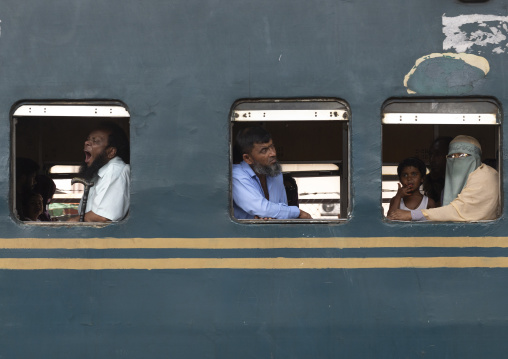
[
  {"left": 397, "top": 157, "right": 426, "bottom": 178},
  {"left": 235, "top": 126, "right": 272, "bottom": 156},
  {"left": 34, "top": 175, "right": 56, "bottom": 205},
  {"left": 98, "top": 121, "right": 130, "bottom": 164},
  {"left": 22, "top": 190, "right": 42, "bottom": 205},
  {"left": 16, "top": 157, "right": 39, "bottom": 180},
  {"left": 430, "top": 136, "right": 453, "bottom": 152}
]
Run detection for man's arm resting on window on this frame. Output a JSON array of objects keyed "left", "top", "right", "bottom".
[
  {"left": 66, "top": 211, "right": 111, "bottom": 222},
  {"left": 256, "top": 209, "right": 312, "bottom": 220},
  {"left": 232, "top": 177, "right": 300, "bottom": 219},
  {"left": 298, "top": 210, "right": 312, "bottom": 219},
  {"left": 84, "top": 211, "right": 111, "bottom": 222}
]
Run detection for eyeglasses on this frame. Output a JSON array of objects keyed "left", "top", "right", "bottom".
[{"left": 446, "top": 153, "right": 471, "bottom": 159}]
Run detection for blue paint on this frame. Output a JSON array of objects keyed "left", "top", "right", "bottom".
[
  {"left": 407, "top": 57, "right": 487, "bottom": 95},
  {"left": 1, "top": 270, "right": 508, "bottom": 358},
  {"left": 1, "top": 247, "right": 508, "bottom": 259},
  {"left": 0, "top": 0, "right": 505, "bottom": 358}
]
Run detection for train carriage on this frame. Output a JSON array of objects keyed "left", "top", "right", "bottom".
[{"left": 1, "top": 0, "right": 508, "bottom": 357}]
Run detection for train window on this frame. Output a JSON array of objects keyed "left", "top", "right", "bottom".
[
  {"left": 382, "top": 98, "right": 501, "bottom": 222},
  {"left": 12, "top": 101, "right": 130, "bottom": 225},
  {"left": 230, "top": 99, "right": 350, "bottom": 222}
]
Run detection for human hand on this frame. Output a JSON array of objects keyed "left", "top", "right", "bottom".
[
  {"left": 387, "top": 209, "right": 412, "bottom": 221},
  {"left": 254, "top": 215, "right": 273, "bottom": 220},
  {"left": 298, "top": 210, "right": 312, "bottom": 219},
  {"left": 395, "top": 183, "right": 411, "bottom": 198}
]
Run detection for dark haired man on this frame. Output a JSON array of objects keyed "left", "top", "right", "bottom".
[
  {"left": 74, "top": 122, "right": 130, "bottom": 222},
  {"left": 232, "top": 126, "right": 312, "bottom": 220}
]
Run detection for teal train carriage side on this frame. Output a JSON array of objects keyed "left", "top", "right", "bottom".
[{"left": 1, "top": 0, "right": 508, "bottom": 358}]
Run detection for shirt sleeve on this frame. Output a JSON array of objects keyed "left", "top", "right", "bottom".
[
  {"left": 89, "top": 164, "right": 130, "bottom": 221},
  {"left": 411, "top": 210, "right": 427, "bottom": 221},
  {"left": 232, "top": 174, "right": 300, "bottom": 219},
  {"left": 421, "top": 165, "right": 499, "bottom": 222}
]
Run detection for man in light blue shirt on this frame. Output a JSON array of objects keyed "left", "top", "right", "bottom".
[{"left": 232, "top": 126, "right": 312, "bottom": 220}]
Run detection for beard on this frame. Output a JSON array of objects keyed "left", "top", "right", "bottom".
[
  {"left": 252, "top": 161, "right": 282, "bottom": 177},
  {"left": 78, "top": 150, "right": 110, "bottom": 180}
]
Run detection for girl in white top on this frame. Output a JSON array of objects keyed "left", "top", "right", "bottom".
[{"left": 387, "top": 157, "right": 436, "bottom": 217}]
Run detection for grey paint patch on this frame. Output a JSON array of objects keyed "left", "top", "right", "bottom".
[{"left": 406, "top": 57, "right": 486, "bottom": 95}]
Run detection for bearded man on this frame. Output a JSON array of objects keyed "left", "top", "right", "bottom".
[
  {"left": 232, "top": 126, "right": 312, "bottom": 220},
  {"left": 388, "top": 135, "right": 499, "bottom": 222},
  {"left": 75, "top": 122, "right": 130, "bottom": 222}
]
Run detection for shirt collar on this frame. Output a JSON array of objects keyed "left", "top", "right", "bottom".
[
  {"left": 240, "top": 160, "right": 257, "bottom": 178},
  {"left": 97, "top": 156, "right": 122, "bottom": 178}
]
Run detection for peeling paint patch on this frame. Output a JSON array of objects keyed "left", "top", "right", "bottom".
[
  {"left": 404, "top": 53, "right": 489, "bottom": 95},
  {"left": 443, "top": 14, "right": 508, "bottom": 54}
]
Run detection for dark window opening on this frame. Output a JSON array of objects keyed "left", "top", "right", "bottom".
[
  {"left": 230, "top": 99, "right": 350, "bottom": 222},
  {"left": 12, "top": 101, "right": 130, "bottom": 224},
  {"left": 458, "top": 0, "right": 489, "bottom": 3},
  {"left": 382, "top": 98, "right": 501, "bottom": 221}
]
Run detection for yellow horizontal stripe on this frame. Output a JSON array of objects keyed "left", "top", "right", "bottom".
[
  {"left": 0, "top": 257, "right": 508, "bottom": 269},
  {"left": 0, "top": 237, "right": 507, "bottom": 249}
]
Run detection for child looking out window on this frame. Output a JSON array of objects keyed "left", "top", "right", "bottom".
[{"left": 387, "top": 157, "right": 436, "bottom": 216}]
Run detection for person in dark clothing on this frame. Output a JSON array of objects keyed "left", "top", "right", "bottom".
[
  {"left": 15, "top": 158, "right": 39, "bottom": 220},
  {"left": 423, "top": 137, "right": 452, "bottom": 206}
]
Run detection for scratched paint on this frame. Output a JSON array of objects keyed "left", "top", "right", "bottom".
[
  {"left": 403, "top": 53, "right": 489, "bottom": 95},
  {"left": 443, "top": 14, "right": 508, "bottom": 54}
]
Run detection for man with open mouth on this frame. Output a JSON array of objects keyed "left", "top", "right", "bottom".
[{"left": 72, "top": 121, "right": 130, "bottom": 222}]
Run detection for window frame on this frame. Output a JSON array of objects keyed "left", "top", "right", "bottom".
[
  {"left": 10, "top": 100, "right": 131, "bottom": 226},
  {"left": 229, "top": 98, "right": 351, "bottom": 224},
  {"left": 381, "top": 97, "right": 502, "bottom": 222}
]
